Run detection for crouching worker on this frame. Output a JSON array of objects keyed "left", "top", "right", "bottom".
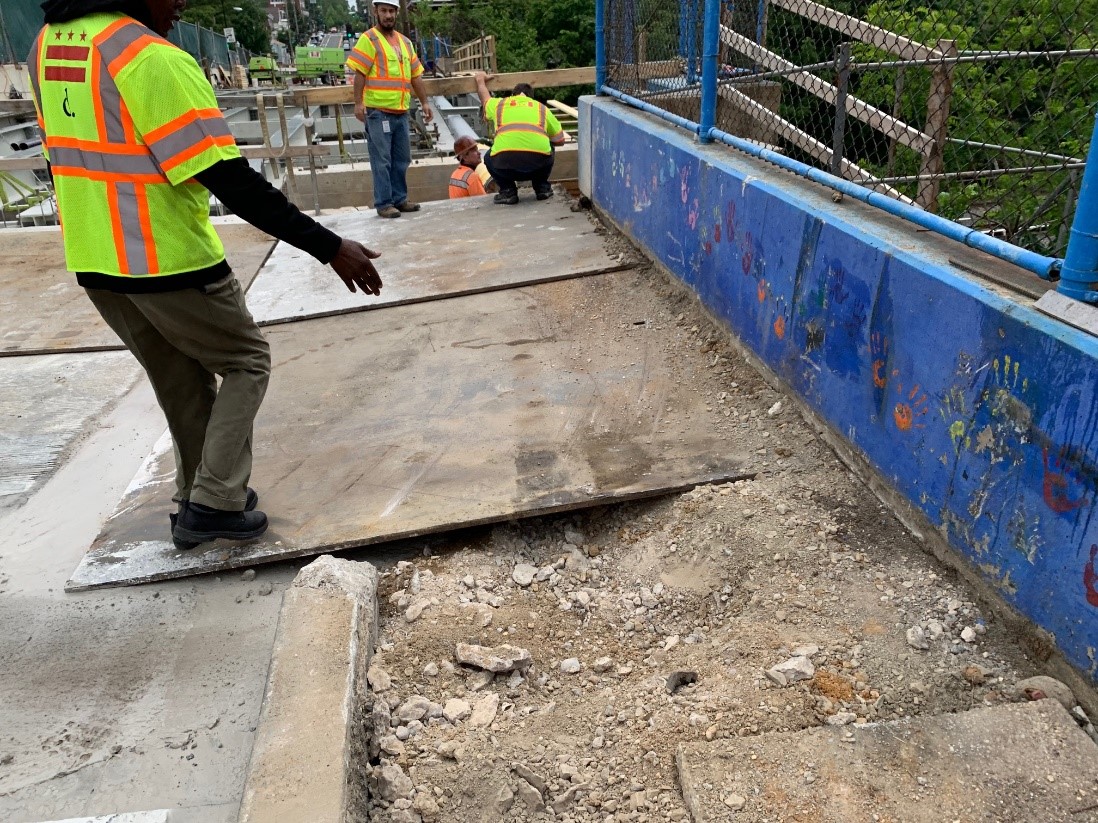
[
  {"left": 448, "top": 135, "right": 495, "bottom": 198},
  {"left": 473, "top": 71, "right": 565, "bottom": 205},
  {"left": 30, "top": 0, "right": 384, "bottom": 549}
]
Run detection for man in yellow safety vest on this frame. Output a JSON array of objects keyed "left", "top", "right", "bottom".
[
  {"left": 30, "top": 0, "right": 384, "bottom": 549},
  {"left": 348, "top": 0, "right": 433, "bottom": 218},
  {"left": 474, "top": 70, "right": 566, "bottom": 205}
]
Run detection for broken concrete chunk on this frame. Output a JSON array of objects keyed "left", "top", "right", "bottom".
[
  {"left": 766, "top": 656, "right": 815, "bottom": 686},
  {"left": 396, "top": 695, "right": 432, "bottom": 723},
  {"left": 376, "top": 762, "right": 414, "bottom": 801},
  {"left": 906, "top": 626, "right": 930, "bottom": 650},
  {"left": 495, "top": 784, "right": 516, "bottom": 815},
  {"left": 513, "top": 762, "right": 547, "bottom": 794},
  {"left": 468, "top": 693, "right": 499, "bottom": 728},
  {"left": 1016, "top": 675, "right": 1075, "bottom": 711},
  {"left": 515, "top": 778, "right": 545, "bottom": 812},
  {"left": 592, "top": 656, "right": 614, "bottom": 673},
  {"left": 443, "top": 698, "right": 472, "bottom": 723},
  {"left": 367, "top": 664, "right": 393, "bottom": 693},
  {"left": 455, "top": 642, "right": 533, "bottom": 673},
  {"left": 512, "top": 564, "right": 538, "bottom": 587},
  {"left": 560, "top": 657, "right": 582, "bottom": 674},
  {"left": 436, "top": 740, "right": 464, "bottom": 760}
]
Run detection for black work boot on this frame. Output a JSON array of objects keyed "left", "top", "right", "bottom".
[
  {"left": 534, "top": 184, "right": 553, "bottom": 201},
  {"left": 172, "top": 500, "right": 268, "bottom": 548},
  {"left": 494, "top": 189, "right": 519, "bottom": 205}
]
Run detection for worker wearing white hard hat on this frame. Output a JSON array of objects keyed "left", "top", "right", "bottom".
[{"left": 347, "top": 0, "right": 433, "bottom": 217}]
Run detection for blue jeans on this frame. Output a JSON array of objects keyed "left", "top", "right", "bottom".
[{"left": 364, "top": 109, "right": 411, "bottom": 209}]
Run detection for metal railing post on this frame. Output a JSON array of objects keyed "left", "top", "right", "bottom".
[
  {"left": 1058, "top": 111, "right": 1098, "bottom": 303},
  {"left": 596, "top": 0, "right": 606, "bottom": 93},
  {"left": 700, "top": 0, "right": 721, "bottom": 143}
]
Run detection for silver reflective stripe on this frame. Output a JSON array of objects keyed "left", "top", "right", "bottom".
[
  {"left": 97, "top": 21, "right": 152, "bottom": 142},
  {"left": 114, "top": 182, "right": 152, "bottom": 274},
  {"left": 148, "top": 116, "right": 233, "bottom": 165},
  {"left": 50, "top": 145, "right": 160, "bottom": 175},
  {"left": 97, "top": 21, "right": 151, "bottom": 69},
  {"left": 451, "top": 178, "right": 469, "bottom": 190}
]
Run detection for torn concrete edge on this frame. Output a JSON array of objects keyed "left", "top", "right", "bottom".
[
  {"left": 237, "top": 556, "right": 379, "bottom": 823},
  {"left": 604, "top": 213, "right": 1098, "bottom": 720}
]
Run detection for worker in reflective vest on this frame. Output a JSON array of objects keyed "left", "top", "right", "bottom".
[
  {"left": 448, "top": 135, "right": 492, "bottom": 199},
  {"left": 474, "top": 71, "right": 566, "bottom": 206},
  {"left": 348, "top": 0, "right": 433, "bottom": 219},
  {"left": 31, "top": 0, "right": 384, "bottom": 549}
]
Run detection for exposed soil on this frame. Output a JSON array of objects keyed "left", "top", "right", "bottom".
[{"left": 357, "top": 210, "right": 1096, "bottom": 823}]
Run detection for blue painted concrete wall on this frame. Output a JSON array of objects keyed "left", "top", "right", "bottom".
[{"left": 581, "top": 97, "right": 1098, "bottom": 683}]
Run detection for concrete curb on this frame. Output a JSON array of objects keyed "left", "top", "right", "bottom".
[{"left": 238, "top": 556, "right": 379, "bottom": 823}]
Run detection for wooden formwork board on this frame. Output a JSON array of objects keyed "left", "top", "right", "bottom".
[
  {"left": 67, "top": 271, "right": 751, "bottom": 590},
  {"left": 247, "top": 197, "right": 623, "bottom": 326}
]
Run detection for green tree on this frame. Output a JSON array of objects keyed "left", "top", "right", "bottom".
[{"left": 180, "top": 0, "right": 271, "bottom": 54}]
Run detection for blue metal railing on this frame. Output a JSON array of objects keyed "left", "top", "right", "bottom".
[{"left": 594, "top": 0, "right": 1098, "bottom": 293}]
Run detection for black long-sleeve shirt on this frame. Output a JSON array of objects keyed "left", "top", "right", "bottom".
[{"left": 76, "top": 158, "right": 342, "bottom": 293}]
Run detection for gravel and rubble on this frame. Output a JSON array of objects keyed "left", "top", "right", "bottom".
[{"left": 353, "top": 248, "right": 1096, "bottom": 821}]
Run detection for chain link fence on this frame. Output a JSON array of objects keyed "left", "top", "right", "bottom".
[
  {"left": 603, "top": 0, "right": 1097, "bottom": 259},
  {"left": 169, "top": 20, "right": 238, "bottom": 73}
]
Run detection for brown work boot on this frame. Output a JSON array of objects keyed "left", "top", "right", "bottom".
[
  {"left": 395, "top": 201, "right": 420, "bottom": 212},
  {"left": 376, "top": 205, "right": 401, "bottom": 218}
]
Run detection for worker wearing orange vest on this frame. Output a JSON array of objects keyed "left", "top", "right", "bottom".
[
  {"left": 31, "top": 0, "right": 384, "bottom": 549},
  {"left": 474, "top": 70, "right": 566, "bottom": 205},
  {"left": 347, "top": 0, "right": 433, "bottom": 219},
  {"left": 448, "top": 135, "right": 491, "bottom": 199}
]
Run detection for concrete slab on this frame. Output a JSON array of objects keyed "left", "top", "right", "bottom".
[
  {"left": 0, "top": 377, "right": 292, "bottom": 823},
  {"left": 32, "top": 813, "right": 170, "bottom": 823},
  {"left": 67, "top": 270, "right": 751, "bottom": 590},
  {"left": 676, "top": 700, "right": 1098, "bottom": 822},
  {"left": 0, "top": 352, "right": 140, "bottom": 516},
  {"left": 238, "top": 557, "right": 378, "bottom": 823},
  {"left": 246, "top": 197, "right": 622, "bottom": 325},
  {"left": 0, "top": 221, "right": 275, "bottom": 356}
]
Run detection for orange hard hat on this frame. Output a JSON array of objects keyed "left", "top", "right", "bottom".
[{"left": 453, "top": 136, "right": 478, "bottom": 157}]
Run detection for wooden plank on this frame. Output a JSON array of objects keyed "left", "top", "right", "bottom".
[
  {"left": 66, "top": 270, "right": 753, "bottom": 590},
  {"left": 769, "top": 0, "right": 944, "bottom": 62},
  {"left": 716, "top": 85, "right": 914, "bottom": 203},
  {"left": 720, "top": 26, "right": 934, "bottom": 157},
  {"left": 294, "top": 67, "right": 597, "bottom": 105},
  {"left": 548, "top": 100, "right": 580, "bottom": 119}
]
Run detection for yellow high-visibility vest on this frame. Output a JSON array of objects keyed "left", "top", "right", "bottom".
[
  {"left": 28, "top": 13, "right": 239, "bottom": 279},
  {"left": 485, "top": 95, "right": 566, "bottom": 155},
  {"left": 346, "top": 27, "right": 423, "bottom": 113}
]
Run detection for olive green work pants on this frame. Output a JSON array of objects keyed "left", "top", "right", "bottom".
[{"left": 86, "top": 274, "right": 271, "bottom": 511}]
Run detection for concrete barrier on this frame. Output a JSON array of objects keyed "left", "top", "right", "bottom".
[
  {"left": 238, "top": 556, "right": 379, "bottom": 823},
  {"left": 581, "top": 96, "right": 1098, "bottom": 690}
]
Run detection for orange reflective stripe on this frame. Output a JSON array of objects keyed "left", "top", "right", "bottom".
[
  {"left": 497, "top": 123, "right": 549, "bottom": 137},
  {"left": 107, "top": 34, "right": 160, "bottom": 76},
  {"left": 144, "top": 107, "right": 223, "bottom": 145},
  {"left": 120, "top": 97, "right": 137, "bottom": 144},
  {"left": 51, "top": 165, "right": 164, "bottom": 184},
  {"left": 49, "top": 135, "right": 150, "bottom": 153},
  {"left": 159, "top": 134, "right": 235, "bottom": 173}
]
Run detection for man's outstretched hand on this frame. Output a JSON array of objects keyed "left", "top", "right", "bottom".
[{"left": 330, "top": 239, "right": 383, "bottom": 295}]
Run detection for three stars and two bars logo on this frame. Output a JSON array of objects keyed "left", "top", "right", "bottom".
[{"left": 45, "top": 31, "right": 89, "bottom": 83}]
